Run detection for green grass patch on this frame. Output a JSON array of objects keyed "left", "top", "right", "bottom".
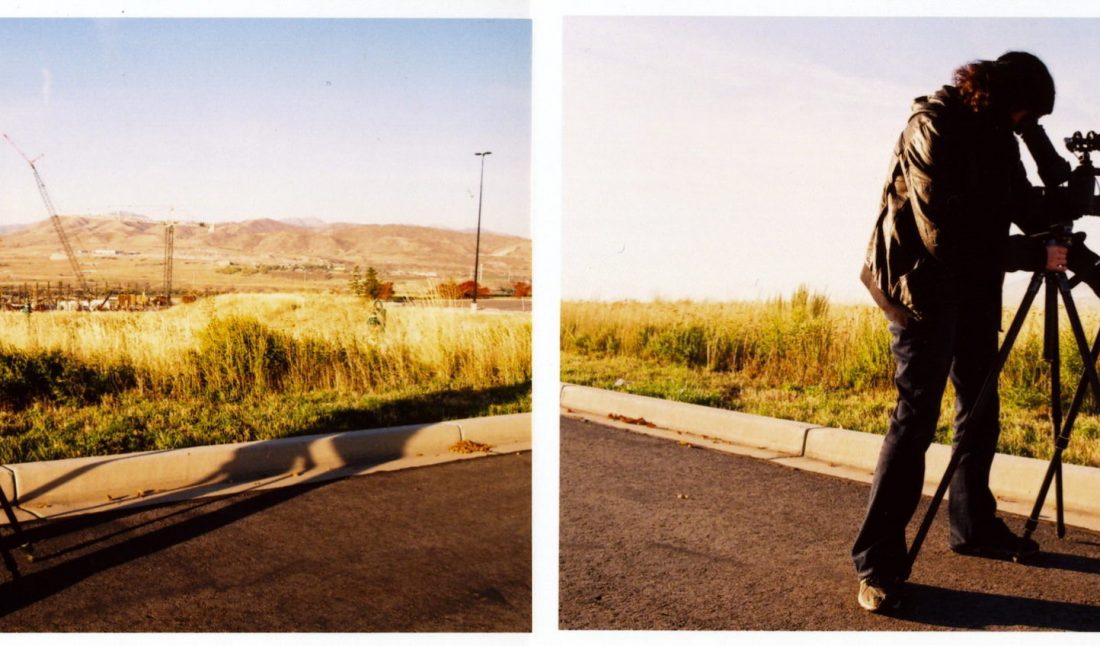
[
  {"left": 563, "top": 292, "right": 1100, "bottom": 468},
  {"left": 0, "top": 382, "right": 530, "bottom": 463}
]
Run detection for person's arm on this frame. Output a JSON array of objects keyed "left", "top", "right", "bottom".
[
  {"left": 901, "top": 113, "right": 966, "bottom": 264},
  {"left": 1019, "top": 120, "right": 1072, "bottom": 187},
  {"left": 1004, "top": 155, "right": 1051, "bottom": 272}
]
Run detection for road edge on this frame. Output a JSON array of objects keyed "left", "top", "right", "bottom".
[
  {"left": 560, "top": 384, "right": 1100, "bottom": 532},
  {"left": 0, "top": 413, "right": 530, "bottom": 523}
]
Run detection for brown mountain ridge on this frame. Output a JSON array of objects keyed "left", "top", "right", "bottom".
[{"left": 0, "top": 215, "right": 531, "bottom": 293}]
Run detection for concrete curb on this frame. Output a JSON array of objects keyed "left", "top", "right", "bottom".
[
  {"left": 0, "top": 413, "right": 530, "bottom": 522},
  {"left": 561, "top": 384, "right": 1100, "bottom": 529},
  {"left": 457, "top": 413, "right": 533, "bottom": 452},
  {"left": 560, "top": 383, "right": 811, "bottom": 455}
]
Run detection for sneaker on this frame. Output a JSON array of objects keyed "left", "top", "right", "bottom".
[
  {"left": 951, "top": 518, "right": 1040, "bottom": 560},
  {"left": 857, "top": 578, "right": 901, "bottom": 613}
]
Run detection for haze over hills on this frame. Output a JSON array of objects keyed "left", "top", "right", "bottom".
[
  {"left": 0, "top": 215, "right": 531, "bottom": 293},
  {"left": 0, "top": 223, "right": 32, "bottom": 235}
]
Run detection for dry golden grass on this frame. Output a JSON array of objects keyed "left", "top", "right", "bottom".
[
  {"left": 0, "top": 292, "right": 530, "bottom": 462},
  {"left": 2, "top": 292, "right": 531, "bottom": 395}
]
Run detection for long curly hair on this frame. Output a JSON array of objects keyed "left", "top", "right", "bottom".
[{"left": 953, "top": 60, "right": 998, "bottom": 113}]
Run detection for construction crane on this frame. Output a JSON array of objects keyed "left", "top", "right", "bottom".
[
  {"left": 3, "top": 134, "right": 90, "bottom": 297},
  {"left": 162, "top": 218, "right": 207, "bottom": 306}
]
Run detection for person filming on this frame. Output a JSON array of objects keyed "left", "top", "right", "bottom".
[{"left": 853, "top": 51, "right": 1099, "bottom": 613}]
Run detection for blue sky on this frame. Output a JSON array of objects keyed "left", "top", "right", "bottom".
[
  {"left": 0, "top": 18, "right": 531, "bottom": 236},
  {"left": 563, "top": 16, "right": 1100, "bottom": 303}
]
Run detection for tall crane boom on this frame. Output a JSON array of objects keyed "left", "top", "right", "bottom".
[{"left": 3, "top": 134, "right": 89, "bottom": 295}]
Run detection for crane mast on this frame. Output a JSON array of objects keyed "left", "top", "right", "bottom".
[
  {"left": 3, "top": 134, "right": 90, "bottom": 296},
  {"left": 163, "top": 222, "right": 175, "bottom": 306},
  {"left": 162, "top": 218, "right": 205, "bottom": 307}
]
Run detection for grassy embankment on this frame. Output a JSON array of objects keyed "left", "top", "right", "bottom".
[
  {"left": 0, "top": 293, "right": 530, "bottom": 463},
  {"left": 562, "top": 288, "right": 1100, "bottom": 467}
]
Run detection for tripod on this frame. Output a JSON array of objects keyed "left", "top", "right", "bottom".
[
  {"left": 1016, "top": 271, "right": 1100, "bottom": 555},
  {"left": 0, "top": 485, "right": 33, "bottom": 580},
  {"left": 906, "top": 266, "right": 1100, "bottom": 570}
]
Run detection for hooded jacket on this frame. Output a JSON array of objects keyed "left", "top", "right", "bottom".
[{"left": 862, "top": 86, "right": 1047, "bottom": 323}]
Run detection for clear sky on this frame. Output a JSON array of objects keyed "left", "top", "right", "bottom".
[
  {"left": 563, "top": 16, "right": 1100, "bottom": 304},
  {"left": 0, "top": 18, "right": 531, "bottom": 237}
]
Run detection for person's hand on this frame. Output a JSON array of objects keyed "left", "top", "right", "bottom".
[
  {"left": 1047, "top": 244, "right": 1069, "bottom": 272},
  {"left": 1012, "top": 110, "right": 1040, "bottom": 134}
]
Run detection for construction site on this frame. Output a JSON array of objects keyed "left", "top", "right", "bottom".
[
  {"left": 0, "top": 134, "right": 208, "bottom": 312},
  {"left": 0, "top": 282, "right": 202, "bottom": 312}
]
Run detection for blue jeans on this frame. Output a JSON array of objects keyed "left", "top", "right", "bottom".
[{"left": 851, "top": 298, "right": 1002, "bottom": 583}]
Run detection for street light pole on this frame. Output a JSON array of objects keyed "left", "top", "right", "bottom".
[{"left": 472, "top": 151, "right": 491, "bottom": 308}]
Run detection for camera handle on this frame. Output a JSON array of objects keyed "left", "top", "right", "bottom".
[{"left": 906, "top": 269, "right": 1100, "bottom": 571}]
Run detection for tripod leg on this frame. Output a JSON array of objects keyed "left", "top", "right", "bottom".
[
  {"left": 1056, "top": 274, "right": 1100, "bottom": 410},
  {"left": 1017, "top": 275, "right": 1100, "bottom": 557},
  {"left": 1044, "top": 276, "right": 1066, "bottom": 538},
  {"left": 1018, "top": 326, "right": 1100, "bottom": 554},
  {"left": 906, "top": 272, "right": 1043, "bottom": 571},
  {"left": 0, "top": 538, "right": 20, "bottom": 581},
  {"left": 0, "top": 485, "right": 33, "bottom": 561},
  {"left": 1056, "top": 461, "right": 1066, "bottom": 538},
  {"left": 1054, "top": 277, "right": 1100, "bottom": 536},
  {"left": 0, "top": 496, "right": 23, "bottom": 580}
]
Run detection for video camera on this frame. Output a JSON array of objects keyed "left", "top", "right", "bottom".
[
  {"left": 1061, "top": 131, "right": 1100, "bottom": 215},
  {"left": 1066, "top": 130, "right": 1100, "bottom": 155},
  {"left": 1025, "top": 128, "right": 1100, "bottom": 226},
  {"left": 1020, "top": 126, "right": 1100, "bottom": 293}
]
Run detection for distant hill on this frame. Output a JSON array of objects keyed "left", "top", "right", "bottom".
[
  {"left": 277, "top": 217, "right": 330, "bottom": 229},
  {"left": 0, "top": 215, "right": 531, "bottom": 292},
  {"left": 0, "top": 222, "right": 32, "bottom": 235}
]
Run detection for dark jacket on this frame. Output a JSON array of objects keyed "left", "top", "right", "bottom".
[{"left": 862, "top": 86, "right": 1047, "bottom": 323}]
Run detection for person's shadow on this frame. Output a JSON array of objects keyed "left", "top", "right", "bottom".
[
  {"left": 0, "top": 382, "right": 529, "bottom": 620},
  {"left": 0, "top": 429, "right": 369, "bottom": 619},
  {"left": 883, "top": 548, "right": 1100, "bottom": 630},
  {"left": 897, "top": 582, "right": 1100, "bottom": 630}
]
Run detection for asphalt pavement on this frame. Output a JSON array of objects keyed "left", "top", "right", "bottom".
[
  {"left": 0, "top": 451, "right": 531, "bottom": 632},
  {"left": 559, "top": 415, "right": 1100, "bottom": 631}
]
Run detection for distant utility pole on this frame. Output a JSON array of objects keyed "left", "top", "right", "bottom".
[{"left": 472, "top": 151, "right": 491, "bottom": 308}]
